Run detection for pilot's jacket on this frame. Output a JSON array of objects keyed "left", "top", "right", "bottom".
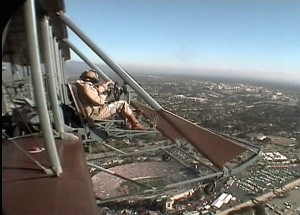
[{"left": 76, "top": 80, "right": 132, "bottom": 120}]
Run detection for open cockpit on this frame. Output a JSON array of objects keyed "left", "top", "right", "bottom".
[{"left": 3, "top": 0, "right": 263, "bottom": 213}]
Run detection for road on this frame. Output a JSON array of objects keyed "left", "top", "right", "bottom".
[{"left": 218, "top": 178, "right": 300, "bottom": 215}]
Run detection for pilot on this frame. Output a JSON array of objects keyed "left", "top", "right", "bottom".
[{"left": 75, "top": 69, "right": 147, "bottom": 130}]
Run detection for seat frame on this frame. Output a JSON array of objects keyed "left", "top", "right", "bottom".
[{"left": 67, "top": 83, "right": 157, "bottom": 147}]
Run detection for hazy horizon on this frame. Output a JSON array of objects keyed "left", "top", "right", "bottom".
[
  {"left": 2, "top": 60, "right": 299, "bottom": 86},
  {"left": 65, "top": 0, "right": 300, "bottom": 85},
  {"left": 64, "top": 60, "right": 300, "bottom": 86}
]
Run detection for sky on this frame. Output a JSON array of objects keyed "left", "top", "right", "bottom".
[{"left": 64, "top": 0, "right": 300, "bottom": 83}]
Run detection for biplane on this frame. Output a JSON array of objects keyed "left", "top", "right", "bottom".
[{"left": 2, "top": 0, "right": 262, "bottom": 213}]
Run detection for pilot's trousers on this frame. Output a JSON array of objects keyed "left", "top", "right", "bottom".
[{"left": 89, "top": 100, "right": 132, "bottom": 120}]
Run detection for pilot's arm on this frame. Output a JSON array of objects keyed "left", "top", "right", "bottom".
[
  {"left": 95, "top": 80, "right": 113, "bottom": 93},
  {"left": 81, "top": 82, "right": 106, "bottom": 105}
]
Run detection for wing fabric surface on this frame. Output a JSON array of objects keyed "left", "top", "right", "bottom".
[
  {"left": 131, "top": 101, "right": 246, "bottom": 169},
  {"left": 131, "top": 100, "right": 183, "bottom": 141}
]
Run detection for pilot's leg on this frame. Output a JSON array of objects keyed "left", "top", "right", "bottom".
[
  {"left": 117, "top": 100, "right": 147, "bottom": 130},
  {"left": 91, "top": 106, "right": 112, "bottom": 120}
]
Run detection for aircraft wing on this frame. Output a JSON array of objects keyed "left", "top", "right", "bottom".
[
  {"left": 131, "top": 100, "right": 246, "bottom": 169},
  {"left": 55, "top": 12, "right": 259, "bottom": 171}
]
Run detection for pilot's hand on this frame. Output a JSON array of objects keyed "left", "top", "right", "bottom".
[
  {"left": 106, "top": 80, "right": 114, "bottom": 86},
  {"left": 103, "top": 80, "right": 114, "bottom": 91}
]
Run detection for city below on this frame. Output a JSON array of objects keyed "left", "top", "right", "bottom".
[
  {"left": 4, "top": 65, "right": 299, "bottom": 214},
  {"left": 81, "top": 72, "right": 300, "bottom": 215}
]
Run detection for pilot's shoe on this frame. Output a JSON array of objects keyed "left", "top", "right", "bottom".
[
  {"left": 132, "top": 122, "right": 148, "bottom": 131},
  {"left": 127, "top": 114, "right": 148, "bottom": 131},
  {"left": 124, "top": 122, "right": 132, "bottom": 130},
  {"left": 118, "top": 110, "right": 132, "bottom": 129}
]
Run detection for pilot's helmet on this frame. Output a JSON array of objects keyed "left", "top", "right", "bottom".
[{"left": 80, "top": 69, "right": 99, "bottom": 83}]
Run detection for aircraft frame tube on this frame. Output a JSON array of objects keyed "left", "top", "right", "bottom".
[
  {"left": 58, "top": 12, "right": 163, "bottom": 111},
  {"left": 2, "top": 19, "right": 11, "bottom": 56},
  {"left": 53, "top": 37, "right": 64, "bottom": 97},
  {"left": 24, "top": 0, "right": 62, "bottom": 175},
  {"left": 63, "top": 39, "right": 110, "bottom": 82},
  {"left": 41, "top": 16, "right": 64, "bottom": 133}
]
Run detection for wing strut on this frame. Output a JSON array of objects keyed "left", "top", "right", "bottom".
[
  {"left": 131, "top": 101, "right": 246, "bottom": 169},
  {"left": 58, "top": 12, "right": 247, "bottom": 169}
]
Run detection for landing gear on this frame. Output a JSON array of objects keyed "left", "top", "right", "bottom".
[
  {"left": 204, "top": 181, "right": 217, "bottom": 195},
  {"left": 162, "top": 153, "right": 171, "bottom": 161}
]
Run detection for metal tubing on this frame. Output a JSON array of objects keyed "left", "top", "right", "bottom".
[
  {"left": 2, "top": 83, "right": 9, "bottom": 114},
  {"left": 58, "top": 12, "right": 162, "bottom": 111},
  {"left": 63, "top": 39, "right": 110, "bottom": 82},
  {"left": 87, "top": 162, "right": 153, "bottom": 189},
  {"left": 24, "top": 0, "right": 62, "bottom": 175},
  {"left": 165, "top": 171, "right": 223, "bottom": 190},
  {"left": 59, "top": 54, "right": 69, "bottom": 104},
  {"left": 53, "top": 37, "right": 64, "bottom": 96},
  {"left": 2, "top": 19, "right": 11, "bottom": 55},
  {"left": 41, "top": 16, "right": 64, "bottom": 134}
]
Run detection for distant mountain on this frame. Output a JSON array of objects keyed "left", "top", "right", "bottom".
[
  {"left": 3, "top": 60, "right": 300, "bottom": 92},
  {"left": 64, "top": 60, "right": 157, "bottom": 82},
  {"left": 65, "top": 60, "right": 114, "bottom": 76},
  {"left": 65, "top": 60, "right": 117, "bottom": 82}
]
